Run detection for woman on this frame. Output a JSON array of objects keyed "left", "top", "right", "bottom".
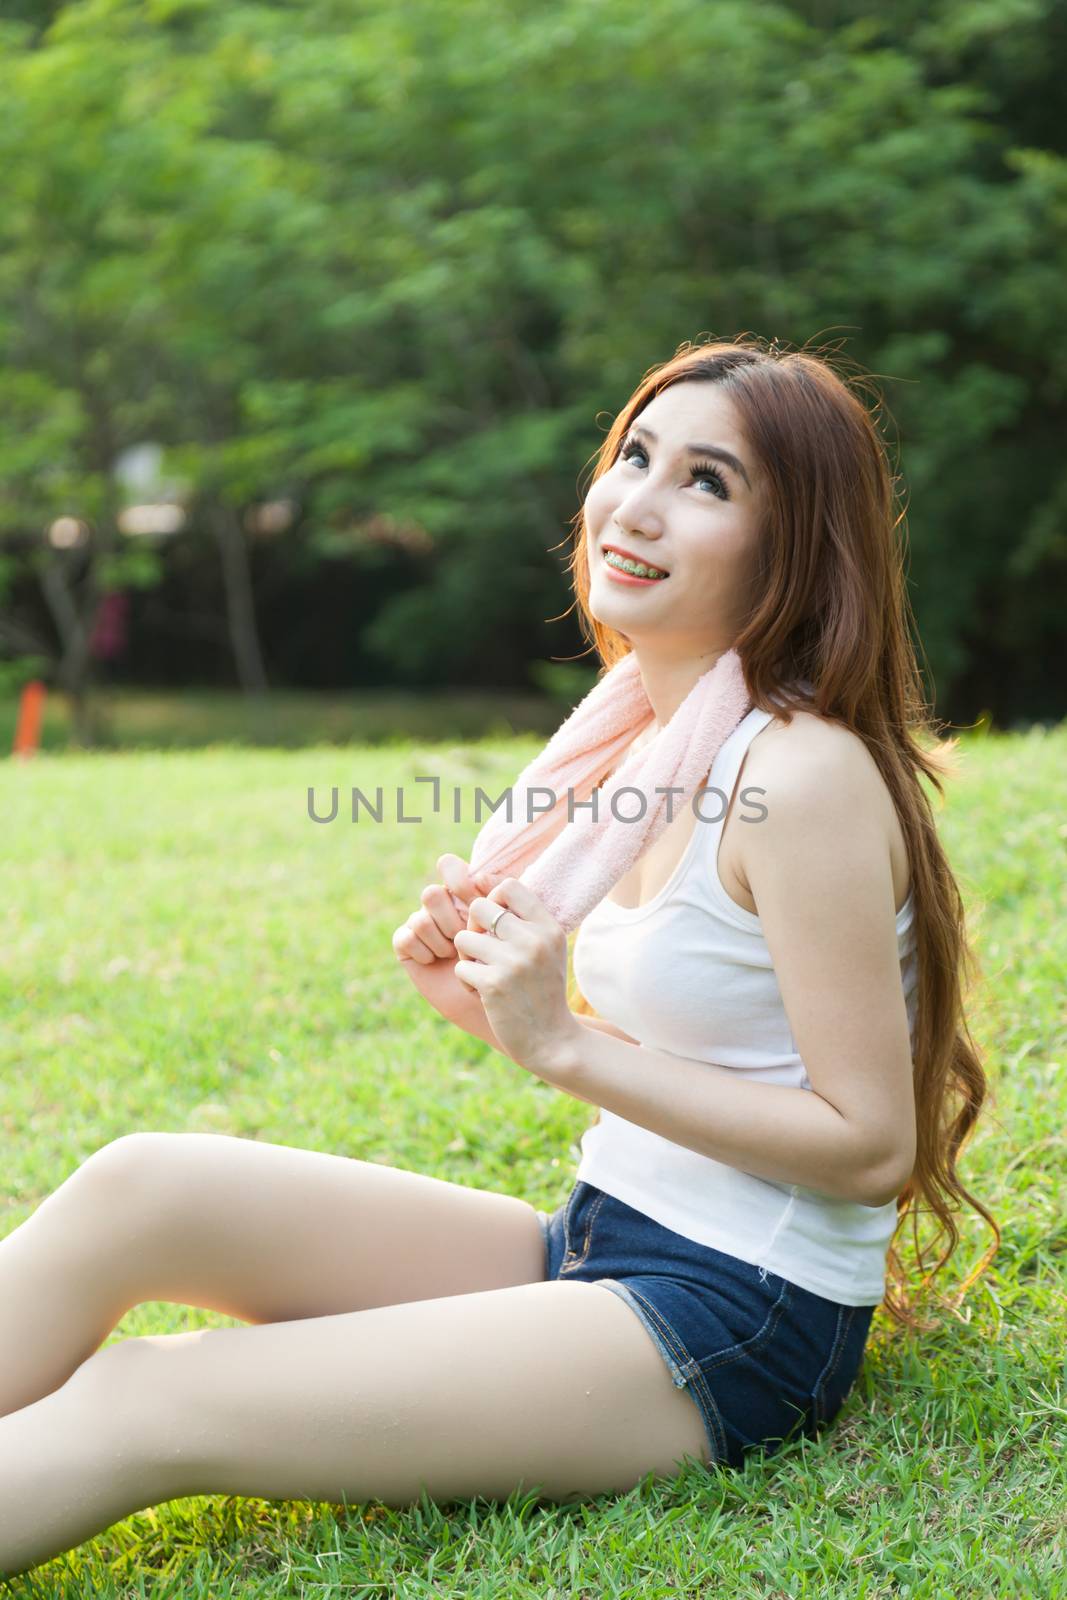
[{"left": 0, "top": 337, "right": 998, "bottom": 1577}]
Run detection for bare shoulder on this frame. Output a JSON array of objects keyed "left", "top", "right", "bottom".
[
  {"left": 738, "top": 707, "right": 910, "bottom": 911},
  {"left": 746, "top": 707, "right": 883, "bottom": 790}
]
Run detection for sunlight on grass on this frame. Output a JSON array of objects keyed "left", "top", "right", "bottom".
[{"left": 1, "top": 722, "right": 1064, "bottom": 1596}]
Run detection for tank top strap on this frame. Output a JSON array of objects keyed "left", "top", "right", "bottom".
[{"left": 702, "top": 704, "right": 777, "bottom": 836}]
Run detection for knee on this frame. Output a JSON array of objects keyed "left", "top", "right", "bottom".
[
  {"left": 75, "top": 1132, "right": 186, "bottom": 1227},
  {"left": 65, "top": 1336, "right": 198, "bottom": 1491},
  {"left": 82, "top": 1130, "right": 166, "bottom": 1175},
  {"left": 65, "top": 1334, "right": 147, "bottom": 1416}
]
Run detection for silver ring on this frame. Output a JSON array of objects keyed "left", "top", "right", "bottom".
[{"left": 488, "top": 905, "right": 510, "bottom": 938}]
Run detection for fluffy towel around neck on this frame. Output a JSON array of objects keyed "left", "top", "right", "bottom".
[{"left": 460, "top": 646, "right": 753, "bottom": 935}]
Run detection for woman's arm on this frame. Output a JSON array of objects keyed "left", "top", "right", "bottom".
[
  {"left": 536, "top": 733, "right": 918, "bottom": 1208},
  {"left": 449, "top": 998, "right": 639, "bottom": 1052},
  {"left": 396, "top": 943, "right": 640, "bottom": 1053},
  {"left": 573, "top": 1014, "right": 640, "bottom": 1044},
  {"left": 541, "top": 1027, "right": 903, "bottom": 1205}
]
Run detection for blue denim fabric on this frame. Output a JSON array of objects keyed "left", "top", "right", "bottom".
[{"left": 536, "top": 1179, "right": 875, "bottom": 1470}]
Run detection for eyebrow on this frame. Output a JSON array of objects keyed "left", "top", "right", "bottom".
[{"left": 628, "top": 423, "right": 752, "bottom": 490}]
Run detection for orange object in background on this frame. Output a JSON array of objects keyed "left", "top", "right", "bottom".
[{"left": 12, "top": 679, "right": 47, "bottom": 758}]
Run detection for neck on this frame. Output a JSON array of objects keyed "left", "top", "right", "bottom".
[{"left": 630, "top": 643, "right": 732, "bottom": 731}]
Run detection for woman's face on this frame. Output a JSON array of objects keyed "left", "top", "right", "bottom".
[{"left": 583, "top": 383, "right": 762, "bottom": 653}]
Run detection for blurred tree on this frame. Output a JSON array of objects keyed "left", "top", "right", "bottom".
[{"left": 0, "top": 0, "right": 1063, "bottom": 732}]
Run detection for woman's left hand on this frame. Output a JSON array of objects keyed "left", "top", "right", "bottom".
[{"left": 453, "top": 879, "right": 579, "bottom": 1079}]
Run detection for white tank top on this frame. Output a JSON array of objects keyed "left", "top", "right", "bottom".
[{"left": 572, "top": 701, "right": 919, "bottom": 1306}]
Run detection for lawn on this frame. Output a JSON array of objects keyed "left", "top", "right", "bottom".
[
  {"left": 0, "top": 683, "right": 578, "bottom": 754},
  {"left": 0, "top": 721, "right": 1064, "bottom": 1597}
]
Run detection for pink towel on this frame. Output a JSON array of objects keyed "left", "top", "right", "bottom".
[{"left": 461, "top": 646, "right": 752, "bottom": 934}]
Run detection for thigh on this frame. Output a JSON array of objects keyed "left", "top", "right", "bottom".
[
  {"left": 107, "top": 1278, "right": 711, "bottom": 1505},
  {"left": 544, "top": 1181, "right": 874, "bottom": 1469},
  {"left": 84, "top": 1132, "right": 546, "bottom": 1322}
]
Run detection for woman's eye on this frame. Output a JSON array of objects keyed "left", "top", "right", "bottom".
[
  {"left": 690, "top": 460, "right": 730, "bottom": 499},
  {"left": 619, "top": 442, "right": 729, "bottom": 500}
]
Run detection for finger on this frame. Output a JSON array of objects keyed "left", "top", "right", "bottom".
[
  {"left": 409, "top": 906, "right": 454, "bottom": 960},
  {"left": 476, "top": 877, "right": 554, "bottom": 928},
  {"left": 466, "top": 893, "right": 533, "bottom": 938},
  {"left": 392, "top": 925, "right": 435, "bottom": 967},
  {"left": 453, "top": 958, "right": 484, "bottom": 992},
  {"left": 420, "top": 882, "right": 464, "bottom": 940},
  {"left": 453, "top": 928, "right": 504, "bottom": 960},
  {"left": 437, "top": 853, "right": 481, "bottom": 904},
  {"left": 464, "top": 898, "right": 513, "bottom": 937},
  {"left": 439, "top": 853, "right": 504, "bottom": 902}
]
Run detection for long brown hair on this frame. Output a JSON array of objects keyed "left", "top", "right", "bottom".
[{"left": 562, "top": 334, "right": 999, "bottom": 1333}]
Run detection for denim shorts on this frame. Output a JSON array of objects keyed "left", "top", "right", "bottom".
[{"left": 536, "top": 1179, "right": 875, "bottom": 1471}]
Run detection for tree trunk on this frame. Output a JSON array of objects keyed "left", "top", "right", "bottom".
[
  {"left": 40, "top": 554, "right": 100, "bottom": 748},
  {"left": 209, "top": 502, "right": 269, "bottom": 695}
]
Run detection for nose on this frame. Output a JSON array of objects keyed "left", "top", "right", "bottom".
[
  {"left": 611, "top": 514, "right": 664, "bottom": 548},
  {"left": 611, "top": 474, "right": 665, "bottom": 537}
]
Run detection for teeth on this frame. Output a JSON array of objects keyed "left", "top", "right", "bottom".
[{"left": 605, "top": 550, "right": 667, "bottom": 579}]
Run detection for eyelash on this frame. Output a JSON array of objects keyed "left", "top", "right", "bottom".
[{"left": 618, "top": 435, "right": 731, "bottom": 501}]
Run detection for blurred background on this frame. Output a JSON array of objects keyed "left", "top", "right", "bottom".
[
  {"left": 2, "top": 10, "right": 1064, "bottom": 1590},
  {"left": 2, "top": 0, "right": 1065, "bottom": 751}
]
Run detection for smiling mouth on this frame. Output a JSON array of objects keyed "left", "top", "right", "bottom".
[{"left": 602, "top": 549, "right": 670, "bottom": 580}]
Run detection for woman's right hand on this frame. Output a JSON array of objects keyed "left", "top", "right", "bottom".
[
  {"left": 391, "top": 854, "right": 507, "bottom": 1049},
  {"left": 391, "top": 853, "right": 500, "bottom": 964},
  {"left": 391, "top": 855, "right": 639, "bottom": 1053}
]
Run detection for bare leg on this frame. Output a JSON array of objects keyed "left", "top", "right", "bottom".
[
  {"left": 0, "top": 1149, "right": 140, "bottom": 1414},
  {"left": 0, "top": 1279, "right": 711, "bottom": 1580},
  {"left": 0, "top": 1348, "right": 152, "bottom": 1580},
  {"left": 0, "top": 1132, "right": 546, "bottom": 1416}
]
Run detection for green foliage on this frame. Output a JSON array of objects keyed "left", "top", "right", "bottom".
[
  {"left": 527, "top": 659, "right": 601, "bottom": 710},
  {"left": 0, "top": 657, "right": 49, "bottom": 697},
  {"left": 0, "top": 0, "right": 1063, "bottom": 716}
]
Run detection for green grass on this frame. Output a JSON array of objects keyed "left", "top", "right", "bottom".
[
  {"left": 0, "top": 722, "right": 1064, "bottom": 1597},
  {"left": 0, "top": 686, "right": 575, "bottom": 753}
]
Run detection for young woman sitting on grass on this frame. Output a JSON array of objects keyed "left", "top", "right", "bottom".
[{"left": 0, "top": 336, "right": 998, "bottom": 1579}]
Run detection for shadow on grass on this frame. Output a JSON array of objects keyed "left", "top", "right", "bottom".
[{"left": 0, "top": 687, "right": 574, "bottom": 753}]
